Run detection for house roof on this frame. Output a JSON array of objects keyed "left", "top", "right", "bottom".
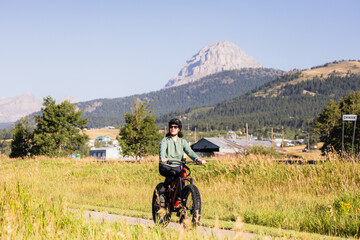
[
  {"left": 95, "top": 135, "right": 113, "bottom": 141},
  {"left": 205, "top": 138, "right": 246, "bottom": 149},
  {"left": 192, "top": 137, "right": 246, "bottom": 151},
  {"left": 192, "top": 137, "right": 273, "bottom": 151}
]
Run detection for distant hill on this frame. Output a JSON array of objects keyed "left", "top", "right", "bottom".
[
  {"left": 76, "top": 68, "right": 283, "bottom": 128},
  {"left": 0, "top": 122, "right": 13, "bottom": 129},
  {"left": 157, "top": 60, "right": 360, "bottom": 131},
  {"left": 0, "top": 93, "right": 42, "bottom": 123}
]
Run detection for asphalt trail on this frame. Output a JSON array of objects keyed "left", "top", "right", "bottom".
[{"left": 71, "top": 209, "right": 270, "bottom": 239}]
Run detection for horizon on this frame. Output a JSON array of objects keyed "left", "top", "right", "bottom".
[
  {"left": 4, "top": 59, "right": 360, "bottom": 103},
  {"left": 1, "top": 0, "right": 360, "bottom": 101}
]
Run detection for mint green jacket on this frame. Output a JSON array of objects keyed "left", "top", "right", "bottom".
[{"left": 159, "top": 136, "right": 200, "bottom": 167}]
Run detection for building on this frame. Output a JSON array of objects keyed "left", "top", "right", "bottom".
[
  {"left": 191, "top": 137, "right": 274, "bottom": 157},
  {"left": 102, "top": 126, "right": 116, "bottom": 129},
  {"left": 96, "top": 136, "right": 113, "bottom": 142},
  {"left": 90, "top": 135, "right": 118, "bottom": 148},
  {"left": 89, "top": 146, "right": 121, "bottom": 160}
]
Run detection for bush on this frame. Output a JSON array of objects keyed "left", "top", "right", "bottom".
[{"left": 248, "top": 145, "right": 281, "bottom": 157}]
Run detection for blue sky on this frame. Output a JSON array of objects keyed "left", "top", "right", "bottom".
[{"left": 1, "top": 0, "right": 359, "bottom": 101}]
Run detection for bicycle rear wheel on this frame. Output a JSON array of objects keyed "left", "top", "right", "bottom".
[
  {"left": 179, "top": 184, "right": 201, "bottom": 227},
  {"left": 152, "top": 183, "right": 171, "bottom": 226}
]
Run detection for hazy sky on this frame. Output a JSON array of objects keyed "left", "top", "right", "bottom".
[{"left": 1, "top": 0, "right": 359, "bottom": 101}]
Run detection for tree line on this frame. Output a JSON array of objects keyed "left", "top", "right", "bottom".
[
  {"left": 157, "top": 72, "right": 360, "bottom": 135},
  {"left": 77, "top": 68, "right": 282, "bottom": 128},
  {"left": 7, "top": 93, "right": 360, "bottom": 159},
  {"left": 9, "top": 98, "right": 162, "bottom": 159}
]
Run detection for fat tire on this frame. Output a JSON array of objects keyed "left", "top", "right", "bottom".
[
  {"left": 179, "top": 184, "right": 201, "bottom": 227},
  {"left": 152, "top": 182, "right": 171, "bottom": 227}
]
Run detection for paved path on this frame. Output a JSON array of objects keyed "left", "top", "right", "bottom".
[{"left": 71, "top": 209, "right": 270, "bottom": 239}]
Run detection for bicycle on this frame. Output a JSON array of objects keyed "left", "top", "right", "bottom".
[{"left": 152, "top": 158, "right": 202, "bottom": 227}]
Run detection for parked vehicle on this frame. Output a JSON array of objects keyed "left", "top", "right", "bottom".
[{"left": 302, "top": 148, "right": 310, "bottom": 152}]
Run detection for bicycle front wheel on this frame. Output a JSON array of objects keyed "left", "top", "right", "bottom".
[
  {"left": 179, "top": 184, "right": 201, "bottom": 227},
  {"left": 152, "top": 183, "right": 171, "bottom": 227}
]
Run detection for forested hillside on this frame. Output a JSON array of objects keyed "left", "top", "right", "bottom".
[
  {"left": 76, "top": 68, "right": 282, "bottom": 127},
  {"left": 157, "top": 61, "right": 360, "bottom": 132}
]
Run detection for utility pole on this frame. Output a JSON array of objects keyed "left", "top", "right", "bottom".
[
  {"left": 307, "top": 133, "right": 310, "bottom": 151},
  {"left": 282, "top": 126, "right": 284, "bottom": 152},
  {"left": 206, "top": 123, "right": 209, "bottom": 133},
  {"left": 246, "top": 123, "right": 248, "bottom": 147},
  {"left": 351, "top": 119, "right": 357, "bottom": 159},
  {"left": 271, "top": 127, "right": 274, "bottom": 149},
  {"left": 194, "top": 128, "right": 197, "bottom": 143}
]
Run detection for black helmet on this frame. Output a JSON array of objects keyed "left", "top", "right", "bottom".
[{"left": 168, "top": 118, "right": 182, "bottom": 130}]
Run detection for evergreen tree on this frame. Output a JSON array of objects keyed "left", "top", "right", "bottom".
[
  {"left": 31, "top": 97, "right": 89, "bottom": 157},
  {"left": 119, "top": 102, "right": 162, "bottom": 158},
  {"left": 315, "top": 91, "right": 360, "bottom": 155},
  {"left": 314, "top": 100, "right": 341, "bottom": 151},
  {"left": 10, "top": 117, "right": 33, "bottom": 158}
]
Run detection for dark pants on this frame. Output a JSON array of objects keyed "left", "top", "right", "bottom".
[{"left": 159, "top": 164, "right": 181, "bottom": 189}]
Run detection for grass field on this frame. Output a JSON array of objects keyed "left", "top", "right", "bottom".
[
  {"left": 284, "top": 143, "right": 325, "bottom": 161},
  {"left": 85, "top": 129, "right": 120, "bottom": 140},
  {"left": 0, "top": 153, "right": 359, "bottom": 238},
  {"left": 0, "top": 180, "right": 210, "bottom": 239}
]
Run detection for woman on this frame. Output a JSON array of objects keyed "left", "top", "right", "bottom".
[{"left": 159, "top": 118, "right": 206, "bottom": 191}]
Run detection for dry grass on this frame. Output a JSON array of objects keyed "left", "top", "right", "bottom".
[
  {"left": 0, "top": 154, "right": 359, "bottom": 238},
  {"left": 302, "top": 61, "right": 360, "bottom": 78},
  {"left": 285, "top": 143, "right": 325, "bottom": 160},
  {"left": 0, "top": 156, "right": 220, "bottom": 239},
  {"left": 255, "top": 61, "right": 360, "bottom": 98},
  {"left": 84, "top": 129, "right": 119, "bottom": 140}
]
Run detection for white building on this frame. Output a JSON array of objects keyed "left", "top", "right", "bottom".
[
  {"left": 89, "top": 146, "right": 121, "bottom": 160},
  {"left": 89, "top": 146, "right": 136, "bottom": 160}
]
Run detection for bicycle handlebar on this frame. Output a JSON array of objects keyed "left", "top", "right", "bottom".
[{"left": 166, "top": 159, "right": 204, "bottom": 166}]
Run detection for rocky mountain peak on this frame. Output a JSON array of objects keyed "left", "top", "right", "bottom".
[
  {"left": 165, "top": 40, "right": 262, "bottom": 88},
  {"left": 0, "top": 93, "right": 43, "bottom": 123}
]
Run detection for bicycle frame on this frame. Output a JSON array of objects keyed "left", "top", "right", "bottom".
[{"left": 167, "top": 160, "right": 194, "bottom": 211}]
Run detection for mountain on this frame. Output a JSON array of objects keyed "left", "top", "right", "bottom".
[
  {"left": 56, "top": 96, "right": 79, "bottom": 104},
  {"left": 2, "top": 41, "right": 274, "bottom": 129},
  {"left": 76, "top": 68, "right": 283, "bottom": 128},
  {"left": 157, "top": 60, "right": 360, "bottom": 131},
  {"left": 165, "top": 41, "right": 262, "bottom": 88},
  {"left": 0, "top": 94, "right": 81, "bottom": 128},
  {"left": 0, "top": 93, "right": 42, "bottom": 123}
]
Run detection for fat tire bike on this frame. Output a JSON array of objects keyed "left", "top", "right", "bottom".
[{"left": 152, "top": 158, "right": 202, "bottom": 227}]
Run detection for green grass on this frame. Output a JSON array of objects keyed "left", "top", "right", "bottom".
[
  {"left": 0, "top": 154, "right": 359, "bottom": 238},
  {"left": 0, "top": 180, "right": 221, "bottom": 239}
]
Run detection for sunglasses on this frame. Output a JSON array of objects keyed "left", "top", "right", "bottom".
[{"left": 170, "top": 125, "right": 179, "bottom": 129}]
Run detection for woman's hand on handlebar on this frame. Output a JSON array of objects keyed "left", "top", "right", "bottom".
[{"left": 198, "top": 159, "right": 206, "bottom": 165}]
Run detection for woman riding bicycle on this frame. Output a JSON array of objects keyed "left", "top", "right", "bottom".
[{"left": 159, "top": 118, "right": 206, "bottom": 192}]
